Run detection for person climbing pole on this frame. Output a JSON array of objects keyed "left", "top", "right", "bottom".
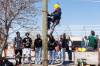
[
  {"left": 48, "top": 3, "right": 62, "bottom": 35},
  {"left": 47, "top": 13, "right": 52, "bottom": 30}
]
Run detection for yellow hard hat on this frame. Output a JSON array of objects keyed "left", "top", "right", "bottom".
[{"left": 54, "top": 4, "right": 60, "bottom": 9}]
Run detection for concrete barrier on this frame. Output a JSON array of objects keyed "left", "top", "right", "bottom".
[{"left": 65, "top": 52, "right": 98, "bottom": 65}]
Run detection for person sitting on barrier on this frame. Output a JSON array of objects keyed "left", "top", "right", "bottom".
[
  {"left": 14, "top": 31, "right": 22, "bottom": 64},
  {"left": 47, "top": 3, "right": 62, "bottom": 35},
  {"left": 54, "top": 41, "right": 61, "bottom": 64},
  {"left": 34, "top": 34, "right": 42, "bottom": 64}
]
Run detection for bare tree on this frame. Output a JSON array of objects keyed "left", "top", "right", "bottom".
[{"left": 0, "top": 0, "right": 40, "bottom": 57}]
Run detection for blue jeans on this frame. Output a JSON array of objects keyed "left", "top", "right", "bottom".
[
  {"left": 55, "top": 51, "right": 61, "bottom": 59},
  {"left": 35, "top": 47, "right": 42, "bottom": 64},
  {"left": 48, "top": 50, "right": 55, "bottom": 64},
  {"left": 61, "top": 48, "right": 65, "bottom": 63}
]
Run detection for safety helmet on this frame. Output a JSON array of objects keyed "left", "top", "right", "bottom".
[{"left": 54, "top": 4, "right": 60, "bottom": 9}]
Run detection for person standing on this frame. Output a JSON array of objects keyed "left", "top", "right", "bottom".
[
  {"left": 34, "top": 34, "right": 42, "bottom": 64},
  {"left": 67, "top": 36, "right": 72, "bottom": 61},
  {"left": 84, "top": 36, "right": 89, "bottom": 48},
  {"left": 14, "top": 31, "right": 22, "bottom": 64},
  {"left": 22, "top": 32, "right": 32, "bottom": 63},
  {"left": 48, "top": 34, "right": 55, "bottom": 64},
  {"left": 81, "top": 38, "right": 86, "bottom": 48},
  {"left": 60, "top": 33, "right": 72, "bottom": 64},
  {"left": 60, "top": 33, "right": 67, "bottom": 64},
  {"left": 23, "top": 32, "right": 32, "bottom": 48},
  {"left": 95, "top": 35, "right": 99, "bottom": 50},
  {"left": 88, "top": 31, "right": 97, "bottom": 51}
]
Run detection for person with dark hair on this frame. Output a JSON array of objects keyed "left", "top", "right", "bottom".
[
  {"left": 23, "top": 32, "right": 32, "bottom": 48},
  {"left": 88, "top": 30, "right": 97, "bottom": 51},
  {"left": 34, "top": 34, "right": 42, "bottom": 64},
  {"left": 54, "top": 41, "right": 61, "bottom": 64},
  {"left": 14, "top": 31, "right": 22, "bottom": 64},
  {"left": 22, "top": 32, "right": 32, "bottom": 63},
  {"left": 48, "top": 34, "right": 55, "bottom": 64},
  {"left": 60, "top": 33, "right": 72, "bottom": 64},
  {"left": 60, "top": 33, "right": 68, "bottom": 64}
]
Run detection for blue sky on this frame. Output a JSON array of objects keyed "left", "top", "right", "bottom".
[
  {"left": 48, "top": 0, "right": 100, "bottom": 25},
  {"left": 9, "top": 0, "right": 100, "bottom": 39},
  {"left": 33, "top": 0, "right": 100, "bottom": 36}
]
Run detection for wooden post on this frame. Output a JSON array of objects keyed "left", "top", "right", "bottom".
[{"left": 42, "top": 0, "right": 48, "bottom": 66}]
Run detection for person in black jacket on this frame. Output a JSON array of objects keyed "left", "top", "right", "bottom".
[
  {"left": 60, "top": 33, "right": 72, "bottom": 64},
  {"left": 22, "top": 32, "right": 32, "bottom": 63},
  {"left": 48, "top": 34, "right": 55, "bottom": 64},
  {"left": 23, "top": 32, "right": 32, "bottom": 48},
  {"left": 34, "top": 34, "right": 42, "bottom": 64}
]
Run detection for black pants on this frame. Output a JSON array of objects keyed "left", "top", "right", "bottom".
[
  {"left": 47, "top": 17, "right": 52, "bottom": 29},
  {"left": 47, "top": 16, "right": 60, "bottom": 30},
  {"left": 15, "top": 49, "right": 22, "bottom": 64},
  {"left": 66, "top": 50, "right": 72, "bottom": 61}
]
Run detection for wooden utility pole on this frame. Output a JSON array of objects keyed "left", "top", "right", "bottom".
[{"left": 42, "top": 0, "right": 48, "bottom": 66}]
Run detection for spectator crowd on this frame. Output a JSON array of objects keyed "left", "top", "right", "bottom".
[{"left": 0, "top": 30, "right": 98, "bottom": 66}]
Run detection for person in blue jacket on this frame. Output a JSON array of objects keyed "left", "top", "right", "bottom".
[{"left": 48, "top": 4, "right": 62, "bottom": 34}]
